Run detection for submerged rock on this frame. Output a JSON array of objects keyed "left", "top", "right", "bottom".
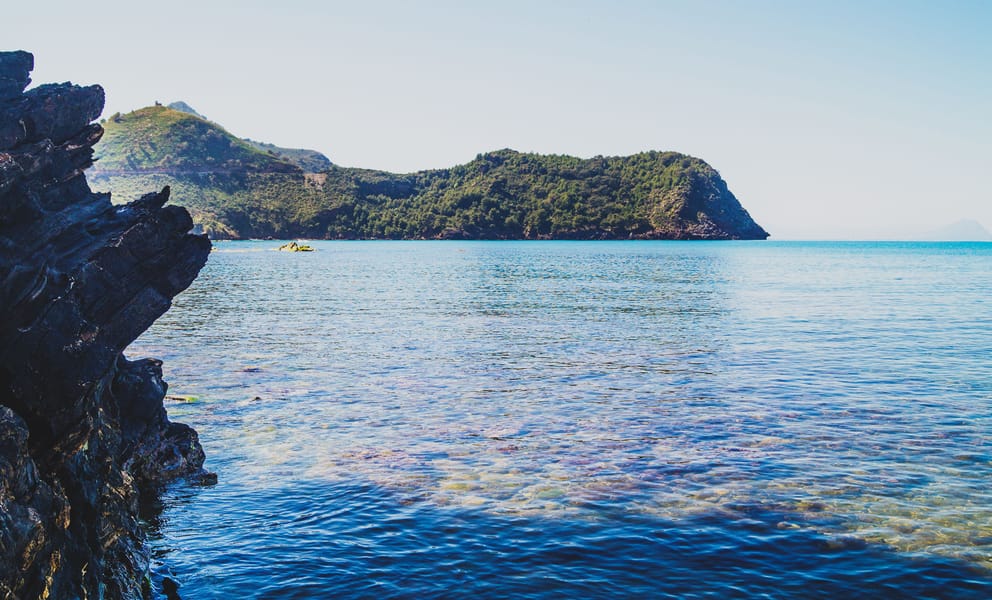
[{"left": 0, "top": 51, "right": 212, "bottom": 598}]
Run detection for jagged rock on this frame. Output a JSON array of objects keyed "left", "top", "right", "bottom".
[
  {"left": 0, "top": 51, "right": 32, "bottom": 101},
  {"left": 0, "top": 51, "right": 211, "bottom": 599},
  {"left": 277, "top": 240, "right": 314, "bottom": 252}
]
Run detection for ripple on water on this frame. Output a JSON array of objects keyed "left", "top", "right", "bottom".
[{"left": 134, "top": 241, "right": 992, "bottom": 597}]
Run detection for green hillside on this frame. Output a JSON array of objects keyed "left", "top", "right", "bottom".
[
  {"left": 161, "top": 100, "right": 333, "bottom": 171},
  {"left": 96, "top": 105, "right": 299, "bottom": 173},
  {"left": 89, "top": 106, "right": 768, "bottom": 240},
  {"left": 242, "top": 138, "right": 333, "bottom": 172}
]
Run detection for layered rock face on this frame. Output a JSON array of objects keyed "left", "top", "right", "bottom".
[{"left": 1, "top": 51, "right": 212, "bottom": 599}]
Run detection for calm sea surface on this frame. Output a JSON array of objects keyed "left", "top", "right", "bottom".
[{"left": 131, "top": 241, "right": 992, "bottom": 599}]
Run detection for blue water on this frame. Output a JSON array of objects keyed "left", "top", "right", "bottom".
[{"left": 132, "top": 241, "right": 992, "bottom": 598}]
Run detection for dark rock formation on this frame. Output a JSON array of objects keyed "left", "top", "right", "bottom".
[{"left": 0, "top": 51, "right": 212, "bottom": 599}]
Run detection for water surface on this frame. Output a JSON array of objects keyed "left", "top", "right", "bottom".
[{"left": 133, "top": 241, "right": 992, "bottom": 598}]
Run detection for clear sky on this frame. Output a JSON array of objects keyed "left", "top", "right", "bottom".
[{"left": 7, "top": 0, "right": 991, "bottom": 238}]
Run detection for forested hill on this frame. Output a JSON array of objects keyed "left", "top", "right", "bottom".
[{"left": 90, "top": 106, "right": 768, "bottom": 240}]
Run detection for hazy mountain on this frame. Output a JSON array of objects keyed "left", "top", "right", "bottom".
[
  {"left": 916, "top": 219, "right": 992, "bottom": 241},
  {"left": 167, "top": 100, "right": 206, "bottom": 120},
  {"left": 242, "top": 138, "right": 333, "bottom": 172}
]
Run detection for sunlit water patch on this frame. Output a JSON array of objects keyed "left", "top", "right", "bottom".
[{"left": 133, "top": 241, "right": 992, "bottom": 597}]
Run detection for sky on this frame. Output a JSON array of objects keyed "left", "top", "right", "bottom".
[{"left": 6, "top": 0, "right": 991, "bottom": 239}]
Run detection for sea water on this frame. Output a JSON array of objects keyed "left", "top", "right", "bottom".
[{"left": 131, "top": 241, "right": 992, "bottom": 598}]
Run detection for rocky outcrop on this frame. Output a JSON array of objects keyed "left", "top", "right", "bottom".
[
  {"left": 645, "top": 174, "right": 770, "bottom": 240},
  {"left": 1, "top": 51, "right": 212, "bottom": 599},
  {"left": 277, "top": 241, "right": 314, "bottom": 252}
]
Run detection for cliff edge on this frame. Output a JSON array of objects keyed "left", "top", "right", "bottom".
[{"left": 0, "top": 51, "right": 212, "bottom": 599}]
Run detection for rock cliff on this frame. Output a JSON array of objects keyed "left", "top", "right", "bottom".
[{"left": 0, "top": 51, "right": 212, "bottom": 599}]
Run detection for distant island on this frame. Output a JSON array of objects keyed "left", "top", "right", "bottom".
[
  {"left": 916, "top": 219, "right": 992, "bottom": 242},
  {"left": 90, "top": 103, "right": 769, "bottom": 241}
]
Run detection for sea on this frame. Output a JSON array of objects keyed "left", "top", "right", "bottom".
[{"left": 129, "top": 240, "right": 992, "bottom": 599}]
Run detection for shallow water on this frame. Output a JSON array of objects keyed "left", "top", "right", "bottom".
[{"left": 133, "top": 241, "right": 992, "bottom": 598}]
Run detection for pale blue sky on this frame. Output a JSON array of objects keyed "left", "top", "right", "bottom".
[{"left": 7, "top": 0, "right": 991, "bottom": 238}]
